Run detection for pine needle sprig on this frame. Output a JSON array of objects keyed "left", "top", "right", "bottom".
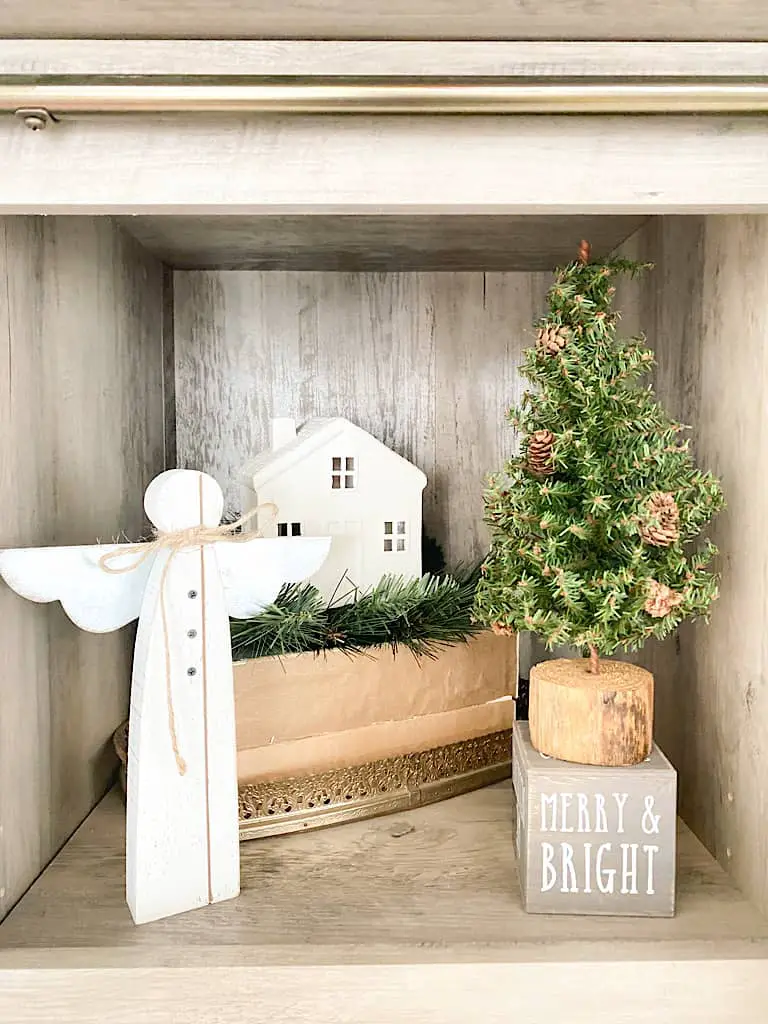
[
  {"left": 230, "top": 583, "right": 327, "bottom": 660},
  {"left": 231, "top": 568, "right": 483, "bottom": 662}
]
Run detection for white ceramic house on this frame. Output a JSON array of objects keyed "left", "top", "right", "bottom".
[{"left": 244, "top": 418, "right": 427, "bottom": 602}]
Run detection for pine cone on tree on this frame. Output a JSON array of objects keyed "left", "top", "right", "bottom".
[
  {"left": 537, "top": 324, "right": 570, "bottom": 356},
  {"left": 527, "top": 430, "right": 556, "bottom": 476},
  {"left": 638, "top": 492, "right": 680, "bottom": 547},
  {"left": 491, "top": 622, "right": 515, "bottom": 636},
  {"left": 644, "top": 580, "right": 684, "bottom": 618}
]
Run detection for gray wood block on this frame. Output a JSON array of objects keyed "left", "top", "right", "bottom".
[{"left": 513, "top": 723, "right": 677, "bottom": 917}]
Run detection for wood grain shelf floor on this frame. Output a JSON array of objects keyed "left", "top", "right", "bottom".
[{"left": 1, "top": 781, "right": 767, "bottom": 1022}]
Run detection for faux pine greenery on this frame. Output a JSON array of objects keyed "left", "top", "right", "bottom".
[
  {"left": 231, "top": 569, "right": 482, "bottom": 662},
  {"left": 474, "top": 244, "right": 724, "bottom": 669}
]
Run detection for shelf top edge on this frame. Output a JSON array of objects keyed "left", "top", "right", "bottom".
[{"left": 3, "top": 938, "right": 768, "bottom": 971}]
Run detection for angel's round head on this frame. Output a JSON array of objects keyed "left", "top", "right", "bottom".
[{"left": 144, "top": 470, "right": 224, "bottom": 532}]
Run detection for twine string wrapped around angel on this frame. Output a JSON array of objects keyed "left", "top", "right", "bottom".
[{"left": 98, "top": 481, "right": 277, "bottom": 775}]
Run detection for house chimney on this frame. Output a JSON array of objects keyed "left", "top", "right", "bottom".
[{"left": 270, "top": 417, "right": 297, "bottom": 451}]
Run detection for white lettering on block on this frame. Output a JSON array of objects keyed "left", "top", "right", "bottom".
[
  {"left": 541, "top": 843, "right": 557, "bottom": 892},
  {"left": 540, "top": 793, "right": 558, "bottom": 832},
  {"left": 561, "top": 843, "right": 578, "bottom": 893},
  {"left": 612, "top": 792, "right": 629, "bottom": 834},
  {"left": 643, "top": 844, "right": 660, "bottom": 895},
  {"left": 642, "top": 796, "right": 662, "bottom": 835},
  {"left": 583, "top": 842, "right": 594, "bottom": 894},
  {"left": 620, "top": 843, "right": 640, "bottom": 895},
  {"left": 560, "top": 793, "right": 574, "bottom": 832},
  {"left": 596, "top": 843, "right": 615, "bottom": 894},
  {"left": 577, "top": 793, "right": 591, "bottom": 833},
  {"left": 594, "top": 793, "right": 608, "bottom": 833}
]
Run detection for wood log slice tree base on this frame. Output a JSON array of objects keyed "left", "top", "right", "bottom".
[{"left": 529, "top": 659, "right": 654, "bottom": 767}]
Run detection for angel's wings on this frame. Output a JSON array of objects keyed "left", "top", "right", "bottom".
[
  {"left": 215, "top": 536, "right": 331, "bottom": 619},
  {"left": 0, "top": 544, "right": 155, "bottom": 633},
  {"left": 0, "top": 535, "right": 330, "bottom": 629}
]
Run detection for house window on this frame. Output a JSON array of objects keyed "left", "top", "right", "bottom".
[
  {"left": 332, "top": 456, "right": 356, "bottom": 490},
  {"left": 384, "top": 520, "right": 407, "bottom": 553},
  {"left": 277, "top": 522, "right": 302, "bottom": 537}
]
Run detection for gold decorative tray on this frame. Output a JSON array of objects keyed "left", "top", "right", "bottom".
[{"left": 113, "top": 724, "right": 512, "bottom": 839}]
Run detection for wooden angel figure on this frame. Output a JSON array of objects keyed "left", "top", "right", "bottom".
[{"left": 0, "top": 469, "right": 330, "bottom": 924}]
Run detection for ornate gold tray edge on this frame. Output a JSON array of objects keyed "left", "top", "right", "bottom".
[{"left": 113, "top": 724, "right": 512, "bottom": 841}]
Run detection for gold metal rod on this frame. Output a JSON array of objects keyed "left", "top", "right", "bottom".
[{"left": 3, "top": 81, "right": 768, "bottom": 116}]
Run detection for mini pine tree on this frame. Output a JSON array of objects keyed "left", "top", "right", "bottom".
[{"left": 474, "top": 242, "right": 724, "bottom": 675}]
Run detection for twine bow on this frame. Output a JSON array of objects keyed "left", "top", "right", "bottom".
[{"left": 99, "top": 480, "right": 276, "bottom": 776}]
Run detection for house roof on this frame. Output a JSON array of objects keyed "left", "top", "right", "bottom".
[{"left": 245, "top": 417, "right": 427, "bottom": 491}]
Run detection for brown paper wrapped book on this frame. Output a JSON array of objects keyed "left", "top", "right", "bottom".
[{"left": 115, "top": 631, "right": 517, "bottom": 839}]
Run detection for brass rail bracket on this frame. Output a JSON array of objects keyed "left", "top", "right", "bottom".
[{"left": 14, "top": 107, "right": 57, "bottom": 131}]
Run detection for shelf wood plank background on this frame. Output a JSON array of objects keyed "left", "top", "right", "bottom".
[
  {"left": 0, "top": 1, "right": 766, "bottom": 41},
  {"left": 174, "top": 270, "right": 549, "bottom": 567},
  {"left": 3, "top": 41, "right": 768, "bottom": 79},
  {"left": 1, "top": 783, "right": 767, "bottom": 1023},
  {"left": 0, "top": 217, "right": 166, "bottom": 923},
  {"left": 616, "top": 214, "right": 768, "bottom": 925}
]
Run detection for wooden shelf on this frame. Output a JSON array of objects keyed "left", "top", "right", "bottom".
[
  {"left": 1, "top": 782, "right": 767, "bottom": 1022},
  {"left": 115, "top": 214, "right": 648, "bottom": 272}
]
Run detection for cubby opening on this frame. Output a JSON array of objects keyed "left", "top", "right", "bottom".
[{"left": 2, "top": 211, "right": 767, "bottom": 979}]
